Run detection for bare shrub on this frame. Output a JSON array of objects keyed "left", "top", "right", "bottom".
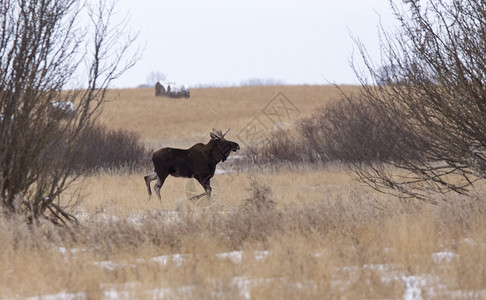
[
  {"left": 0, "top": 0, "right": 139, "bottom": 224},
  {"left": 298, "top": 95, "right": 417, "bottom": 164},
  {"left": 243, "top": 95, "right": 416, "bottom": 167},
  {"left": 146, "top": 71, "right": 166, "bottom": 87},
  {"left": 244, "top": 129, "right": 305, "bottom": 166},
  {"left": 243, "top": 0, "right": 486, "bottom": 201},
  {"left": 350, "top": 0, "right": 486, "bottom": 200},
  {"left": 241, "top": 178, "right": 277, "bottom": 212},
  {"left": 74, "top": 124, "right": 150, "bottom": 173},
  {"left": 227, "top": 178, "right": 282, "bottom": 246}
]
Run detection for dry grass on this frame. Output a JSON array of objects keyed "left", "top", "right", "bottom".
[
  {"left": 2, "top": 85, "right": 486, "bottom": 299},
  {"left": 2, "top": 171, "right": 485, "bottom": 299},
  {"left": 99, "top": 85, "right": 357, "bottom": 149},
  {"left": 75, "top": 165, "right": 353, "bottom": 214}
]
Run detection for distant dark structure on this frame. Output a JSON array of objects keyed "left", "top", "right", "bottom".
[
  {"left": 144, "top": 129, "right": 240, "bottom": 200},
  {"left": 155, "top": 81, "right": 165, "bottom": 96},
  {"left": 155, "top": 81, "right": 190, "bottom": 98}
]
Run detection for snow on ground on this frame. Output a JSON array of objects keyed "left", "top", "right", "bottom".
[
  {"left": 215, "top": 168, "right": 233, "bottom": 175},
  {"left": 431, "top": 251, "right": 458, "bottom": 263},
  {"left": 149, "top": 253, "right": 187, "bottom": 266},
  {"left": 216, "top": 250, "right": 243, "bottom": 263},
  {"left": 50, "top": 239, "right": 485, "bottom": 299},
  {"left": 254, "top": 250, "right": 269, "bottom": 261},
  {"left": 74, "top": 210, "right": 181, "bottom": 225},
  {"left": 402, "top": 275, "right": 427, "bottom": 300},
  {"left": 57, "top": 247, "right": 86, "bottom": 255},
  {"left": 214, "top": 250, "right": 269, "bottom": 263}
]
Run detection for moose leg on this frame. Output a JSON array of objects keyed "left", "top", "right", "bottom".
[
  {"left": 191, "top": 176, "right": 212, "bottom": 200},
  {"left": 144, "top": 172, "right": 157, "bottom": 196},
  {"left": 154, "top": 172, "right": 168, "bottom": 200},
  {"left": 203, "top": 180, "right": 212, "bottom": 198}
]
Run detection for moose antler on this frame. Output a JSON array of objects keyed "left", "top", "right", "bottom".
[
  {"left": 211, "top": 128, "right": 223, "bottom": 139},
  {"left": 211, "top": 128, "right": 230, "bottom": 139}
]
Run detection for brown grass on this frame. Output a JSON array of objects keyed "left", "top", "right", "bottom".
[
  {"left": 99, "top": 85, "right": 357, "bottom": 149},
  {"left": 2, "top": 172, "right": 485, "bottom": 299},
  {"left": 2, "top": 85, "right": 486, "bottom": 299}
]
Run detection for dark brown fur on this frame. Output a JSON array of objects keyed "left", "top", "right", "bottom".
[{"left": 144, "top": 129, "right": 239, "bottom": 199}]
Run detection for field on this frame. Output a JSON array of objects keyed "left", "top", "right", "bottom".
[
  {"left": 2, "top": 86, "right": 486, "bottom": 299},
  {"left": 98, "top": 85, "right": 352, "bottom": 149}
]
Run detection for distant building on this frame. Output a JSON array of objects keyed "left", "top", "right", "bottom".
[{"left": 155, "top": 81, "right": 190, "bottom": 98}]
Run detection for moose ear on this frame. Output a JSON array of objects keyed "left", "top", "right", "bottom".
[{"left": 210, "top": 132, "right": 218, "bottom": 140}]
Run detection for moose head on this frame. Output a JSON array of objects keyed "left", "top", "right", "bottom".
[{"left": 209, "top": 128, "right": 240, "bottom": 162}]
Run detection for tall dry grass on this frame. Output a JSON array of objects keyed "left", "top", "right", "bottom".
[
  {"left": 99, "top": 85, "right": 358, "bottom": 149},
  {"left": 1, "top": 171, "right": 485, "bottom": 298},
  {"left": 2, "top": 85, "right": 486, "bottom": 298}
]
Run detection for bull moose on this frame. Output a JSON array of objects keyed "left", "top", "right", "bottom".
[{"left": 144, "top": 129, "right": 240, "bottom": 200}]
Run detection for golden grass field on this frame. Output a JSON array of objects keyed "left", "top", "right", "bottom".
[
  {"left": 99, "top": 85, "right": 355, "bottom": 149},
  {"left": 1, "top": 85, "right": 486, "bottom": 299}
]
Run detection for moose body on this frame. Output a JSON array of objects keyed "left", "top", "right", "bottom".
[{"left": 144, "top": 129, "right": 240, "bottom": 200}]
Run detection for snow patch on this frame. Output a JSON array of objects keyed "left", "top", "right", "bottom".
[
  {"left": 57, "top": 247, "right": 86, "bottom": 255},
  {"left": 150, "top": 253, "right": 187, "bottom": 266},
  {"left": 432, "top": 251, "right": 458, "bottom": 263},
  {"left": 402, "top": 275, "right": 427, "bottom": 300},
  {"left": 216, "top": 251, "right": 243, "bottom": 263},
  {"left": 94, "top": 260, "right": 124, "bottom": 271},
  {"left": 254, "top": 250, "right": 269, "bottom": 261}
]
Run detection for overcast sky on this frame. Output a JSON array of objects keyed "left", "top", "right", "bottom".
[{"left": 111, "top": 0, "right": 397, "bottom": 88}]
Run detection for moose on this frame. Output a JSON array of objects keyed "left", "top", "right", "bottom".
[{"left": 144, "top": 129, "right": 240, "bottom": 200}]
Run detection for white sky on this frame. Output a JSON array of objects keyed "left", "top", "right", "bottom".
[{"left": 111, "top": 0, "right": 397, "bottom": 88}]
